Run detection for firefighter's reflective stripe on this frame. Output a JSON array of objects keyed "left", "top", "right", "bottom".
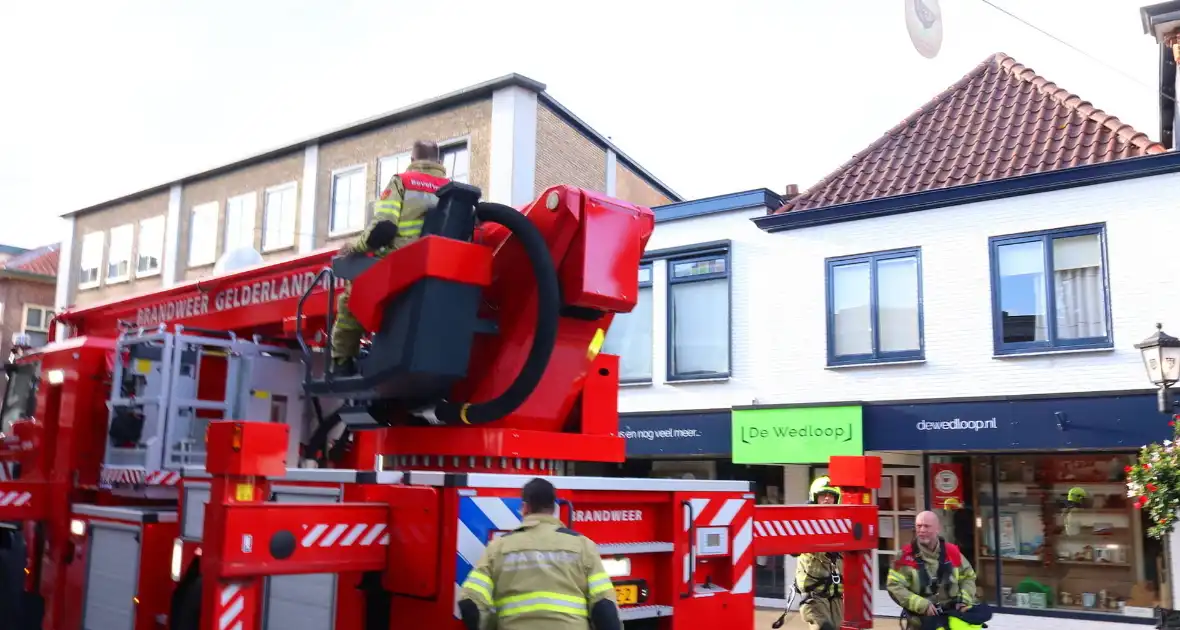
[
  {"left": 587, "top": 571, "right": 612, "bottom": 597},
  {"left": 462, "top": 570, "right": 494, "bottom": 603},
  {"left": 374, "top": 198, "right": 402, "bottom": 221},
  {"left": 398, "top": 218, "right": 424, "bottom": 237},
  {"left": 495, "top": 591, "right": 589, "bottom": 618}
]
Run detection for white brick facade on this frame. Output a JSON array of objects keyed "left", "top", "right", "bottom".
[{"left": 620, "top": 172, "right": 1180, "bottom": 416}]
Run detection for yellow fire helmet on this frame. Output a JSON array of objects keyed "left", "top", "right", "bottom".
[
  {"left": 1067, "top": 486, "right": 1088, "bottom": 505},
  {"left": 809, "top": 476, "right": 842, "bottom": 504}
]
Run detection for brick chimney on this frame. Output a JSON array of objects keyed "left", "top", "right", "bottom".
[{"left": 783, "top": 184, "right": 800, "bottom": 200}]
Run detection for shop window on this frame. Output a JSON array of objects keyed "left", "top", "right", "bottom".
[
  {"left": 972, "top": 454, "right": 1159, "bottom": 618},
  {"left": 667, "top": 249, "right": 730, "bottom": 380},
  {"left": 825, "top": 247, "right": 923, "bottom": 365},
  {"left": 989, "top": 224, "right": 1112, "bottom": 355},
  {"left": 601, "top": 264, "right": 653, "bottom": 382}
]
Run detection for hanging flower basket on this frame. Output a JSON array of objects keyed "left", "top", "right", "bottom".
[{"left": 1127, "top": 417, "right": 1180, "bottom": 539}]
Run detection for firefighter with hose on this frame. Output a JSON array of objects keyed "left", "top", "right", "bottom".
[{"left": 775, "top": 476, "right": 844, "bottom": 630}]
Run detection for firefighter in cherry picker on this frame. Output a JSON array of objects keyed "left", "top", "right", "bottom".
[
  {"left": 329, "top": 140, "right": 449, "bottom": 375},
  {"left": 457, "top": 478, "right": 622, "bottom": 630},
  {"left": 793, "top": 476, "right": 845, "bottom": 630}
]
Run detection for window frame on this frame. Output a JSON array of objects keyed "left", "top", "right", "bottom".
[
  {"left": 78, "top": 231, "right": 104, "bottom": 290},
  {"left": 988, "top": 223, "right": 1113, "bottom": 356},
  {"left": 329, "top": 164, "right": 369, "bottom": 237},
  {"left": 824, "top": 246, "right": 925, "bottom": 366},
  {"left": 188, "top": 201, "right": 220, "bottom": 268},
  {"left": 376, "top": 152, "right": 411, "bottom": 196},
  {"left": 224, "top": 192, "right": 257, "bottom": 254},
  {"left": 136, "top": 215, "right": 165, "bottom": 277},
  {"left": 22, "top": 304, "right": 53, "bottom": 333},
  {"left": 663, "top": 242, "right": 732, "bottom": 382},
  {"left": 607, "top": 262, "right": 655, "bottom": 385},
  {"left": 262, "top": 182, "right": 299, "bottom": 252},
  {"left": 439, "top": 137, "right": 471, "bottom": 184},
  {"left": 105, "top": 223, "right": 134, "bottom": 284}
]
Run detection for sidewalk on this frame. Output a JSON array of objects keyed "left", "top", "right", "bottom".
[{"left": 754, "top": 608, "right": 899, "bottom": 629}]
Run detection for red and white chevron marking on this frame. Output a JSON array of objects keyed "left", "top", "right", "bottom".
[
  {"left": 858, "top": 551, "right": 873, "bottom": 622},
  {"left": 753, "top": 517, "right": 853, "bottom": 537},
  {"left": 145, "top": 470, "right": 181, "bottom": 486},
  {"left": 300, "top": 522, "right": 390, "bottom": 548},
  {"left": 0, "top": 490, "right": 30, "bottom": 507},
  {"left": 730, "top": 499, "right": 755, "bottom": 595},
  {"left": 218, "top": 582, "right": 246, "bottom": 630},
  {"left": 681, "top": 496, "right": 754, "bottom": 596}
]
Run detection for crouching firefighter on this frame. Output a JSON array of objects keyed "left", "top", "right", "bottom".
[
  {"left": 776, "top": 477, "right": 845, "bottom": 630},
  {"left": 887, "top": 511, "right": 990, "bottom": 630}
]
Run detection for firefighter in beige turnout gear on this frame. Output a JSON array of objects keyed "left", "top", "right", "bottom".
[
  {"left": 458, "top": 478, "right": 622, "bottom": 630},
  {"left": 794, "top": 477, "right": 844, "bottom": 630},
  {"left": 329, "top": 140, "right": 449, "bottom": 374}
]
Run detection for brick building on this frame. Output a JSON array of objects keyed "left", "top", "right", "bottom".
[
  {"left": 54, "top": 74, "right": 680, "bottom": 310},
  {"left": 0, "top": 244, "right": 59, "bottom": 362}
]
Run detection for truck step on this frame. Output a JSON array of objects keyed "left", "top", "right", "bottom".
[
  {"left": 619, "top": 605, "right": 674, "bottom": 621},
  {"left": 597, "top": 541, "right": 674, "bottom": 555}
]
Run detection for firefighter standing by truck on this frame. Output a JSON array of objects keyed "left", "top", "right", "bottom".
[
  {"left": 794, "top": 476, "right": 844, "bottom": 630},
  {"left": 457, "top": 478, "right": 623, "bottom": 630},
  {"left": 329, "top": 140, "right": 449, "bottom": 375}
]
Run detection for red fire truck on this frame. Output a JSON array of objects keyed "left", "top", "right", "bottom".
[{"left": 0, "top": 181, "right": 881, "bottom": 630}]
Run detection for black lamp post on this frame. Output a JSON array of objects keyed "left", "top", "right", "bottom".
[{"left": 1135, "top": 323, "right": 1180, "bottom": 414}]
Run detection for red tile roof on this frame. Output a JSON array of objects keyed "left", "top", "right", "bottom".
[
  {"left": 2, "top": 244, "right": 59, "bottom": 278},
  {"left": 773, "top": 53, "right": 1166, "bottom": 214}
]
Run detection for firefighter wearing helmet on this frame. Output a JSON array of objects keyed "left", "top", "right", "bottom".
[
  {"left": 795, "top": 476, "right": 844, "bottom": 630},
  {"left": 1063, "top": 486, "right": 1087, "bottom": 536}
]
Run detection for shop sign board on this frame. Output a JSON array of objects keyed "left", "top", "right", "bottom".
[
  {"left": 731, "top": 406, "right": 864, "bottom": 464},
  {"left": 863, "top": 394, "right": 1168, "bottom": 452},
  {"left": 618, "top": 411, "right": 731, "bottom": 457}
]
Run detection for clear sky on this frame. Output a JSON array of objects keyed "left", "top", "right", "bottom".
[{"left": 0, "top": 0, "right": 1163, "bottom": 250}]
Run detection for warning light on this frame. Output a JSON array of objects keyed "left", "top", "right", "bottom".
[{"left": 231, "top": 424, "right": 243, "bottom": 451}]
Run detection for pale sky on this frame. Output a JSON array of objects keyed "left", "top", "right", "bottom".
[{"left": 0, "top": 0, "right": 1163, "bottom": 250}]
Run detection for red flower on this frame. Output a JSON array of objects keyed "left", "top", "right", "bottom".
[
  {"left": 1162, "top": 518, "right": 1168, "bottom": 524},
  {"left": 1137, "top": 496, "right": 1150, "bottom": 508},
  {"left": 1145, "top": 463, "right": 1153, "bottom": 470},
  {"left": 1171, "top": 420, "right": 1176, "bottom": 427},
  {"left": 1125, "top": 465, "right": 1135, "bottom": 473},
  {"left": 1148, "top": 483, "right": 1159, "bottom": 493}
]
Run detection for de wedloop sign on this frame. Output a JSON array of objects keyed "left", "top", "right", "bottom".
[{"left": 731, "top": 406, "right": 864, "bottom": 464}]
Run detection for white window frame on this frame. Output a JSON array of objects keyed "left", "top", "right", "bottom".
[
  {"left": 439, "top": 137, "right": 471, "bottom": 184},
  {"left": 105, "top": 223, "right": 134, "bottom": 284},
  {"left": 377, "top": 152, "right": 411, "bottom": 197},
  {"left": 22, "top": 304, "right": 53, "bottom": 333},
  {"left": 224, "top": 192, "right": 257, "bottom": 254},
  {"left": 136, "top": 215, "right": 165, "bottom": 278},
  {"left": 329, "top": 165, "right": 368, "bottom": 237},
  {"left": 262, "top": 182, "right": 299, "bottom": 252},
  {"left": 189, "top": 202, "right": 219, "bottom": 268},
  {"left": 78, "top": 231, "right": 104, "bottom": 290}
]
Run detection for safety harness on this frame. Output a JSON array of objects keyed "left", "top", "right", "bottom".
[{"left": 899, "top": 540, "right": 958, "bottom": 630}]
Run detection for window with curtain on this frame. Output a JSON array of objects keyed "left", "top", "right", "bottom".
[
  {"left": 441, "top": 142, "right": 470, "bottom": 183},
  {"left": 826, "top": 248, "right": 922, "bottom": 365},
  {"left": 189, "top": 202, "right": 219, "bottom": 267},
  {"left": 263, "top": 183, "right": 298, "bottom": 251},
  {"left": 330, "top": 167, "right": 367, "bottom": 235},
  {"left": 106, "top": 223, "right": 133, "bottom": 282},
  {"left": 78, "top": 231, "right": 104, "bottom": 288},
  {"left": 224, "top": 193, "right": 257, "bottom": 253},
  {"left": 601, "top": 265, "right": 653, "bottom": 382},
  {"left": 990, "top": 225, "right": 1110, "bottom": 354},
  {"left": 137, "top": 216, "right": 164, "bottom": 276},
  {"left": 668, "top": 251, "right": 729, "bottom": 380}
]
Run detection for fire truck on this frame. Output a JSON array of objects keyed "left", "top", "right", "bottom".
[{"left": 0, "top": 181, "right": 881, "bottom": 630}]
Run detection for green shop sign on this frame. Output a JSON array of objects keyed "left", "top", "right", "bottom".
[{"left": 731, "top": 406, "right": 864, "bottom": 464}]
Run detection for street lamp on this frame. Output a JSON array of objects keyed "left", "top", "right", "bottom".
[{"left": 1136, "top": 323, "right": 1180, "bottom": 413}]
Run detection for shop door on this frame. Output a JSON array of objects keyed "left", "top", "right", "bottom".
[{"left": 816, "top": 466, "right": 923, "bottom": 618}]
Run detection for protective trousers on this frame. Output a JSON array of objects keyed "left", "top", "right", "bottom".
[
  {"left": 330, "top": 284, "right": 364, "bottom": 361},
  {"left": 801, "top": 596, "right": 843, "bottom": 630}
]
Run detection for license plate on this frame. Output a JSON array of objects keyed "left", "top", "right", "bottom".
[{"left": 614, "top": 584, "right": 638, "bottom": 605}]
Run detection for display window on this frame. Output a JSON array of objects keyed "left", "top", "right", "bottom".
[{"left": 970, "top": 453, "right": 1163, "bottom": 618}]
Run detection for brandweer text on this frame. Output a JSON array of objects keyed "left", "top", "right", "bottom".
[{"left": 136, "top": 271, "right": 343, "bottom": 327}]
